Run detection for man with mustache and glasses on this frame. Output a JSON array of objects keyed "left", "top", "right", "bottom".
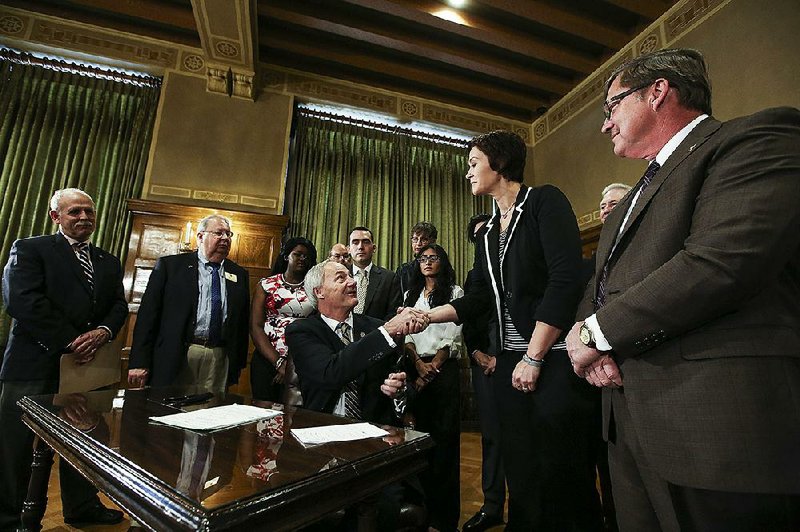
[{"left": 0, "top": 188, "right": 128, "bottom": 529}]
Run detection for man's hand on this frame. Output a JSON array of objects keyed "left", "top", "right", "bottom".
[
  {"left": 380, "top": 372, "right": 407, "bottom": 398},
  {"left": 384, "top": 308, "right": 429, "bottom": 337},
  {"left": 583, "top": 355, "right": 623, "bottom": 388},
  {"left": 566, "top": 321, "right": 603, "bottom": 375},
  {"left": 68, "top": 328, "right": 110, "bottom": 363},
  {"left": 128, "top": 368, "right": 149, "bottom": 388},
  {"left": 472, "top": 350, "right": 497, "bottom": 375}
]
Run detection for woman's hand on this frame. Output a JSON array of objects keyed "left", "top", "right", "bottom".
[
  {"left": 415, "top": 358, "right": 439, "bottom": 384},
  {"left": 473, "top": 350, "right": 497, "bottom": 375},
  {"left": 272, "top": 360, "right": 287, "bottom": 384},
  {"left": 512, "top": 360, "right": 541, "bottom": 393}
]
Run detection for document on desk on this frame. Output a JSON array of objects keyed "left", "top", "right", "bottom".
[
  {"left": 292, "top": 422, "right": 389, "bottom": 446},
  {"left": 150, "top": 404, "right": 281, "bottom": 431}
]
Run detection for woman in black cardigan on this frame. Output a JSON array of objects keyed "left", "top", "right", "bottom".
[{"left": 428, "top": 130, "right": 602, "bottom": 531}]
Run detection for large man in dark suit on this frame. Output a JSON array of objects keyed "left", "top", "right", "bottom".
[
  {"left": 567, "top": 48, "right": 800, "bottom": 531},
  {"left": 0, "top": 188, "right": 128, "bottom": 529},
  {"left": 287, "top": 260, "right": 425, "bottom": 422},
  {"left": 128, "top": 214, "right": 249, "bottom": 392},
  {"left": 349, "top": 226, "right": 402, "bottom": 321}
]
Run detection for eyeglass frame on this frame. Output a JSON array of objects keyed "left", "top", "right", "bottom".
[
  {"left": 329, "top": 252, "right": 351, "bottom": 260},
  {"left": 202, "top": 229, "right": 234, "bottom": 239},
  {"left": 602, "top": 82, "right": 653, "bottom": 121},
  {"left": 416, "top": 255, "right": 440, "bottom": 264}
]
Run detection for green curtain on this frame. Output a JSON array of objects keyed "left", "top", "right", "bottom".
[
  {"left": 286, "top": 109, "right": 492, "bottom": 285},
  {"left": 0, "top": 49, "right": 161, "bottom": 345}
]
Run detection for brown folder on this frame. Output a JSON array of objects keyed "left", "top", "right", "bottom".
[{"left": 59, "top": 333, "right": 125, "bottom": 394}]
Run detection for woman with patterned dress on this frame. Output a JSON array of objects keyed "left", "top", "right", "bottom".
[{"left": 250, "top": 237, "right": 317, "bottom": 406}]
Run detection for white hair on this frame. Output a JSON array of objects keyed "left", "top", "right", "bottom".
[
  {"left": 601, "top": 183, "right": 632, "bottom": 197},
  {"left": 303, "top": 262, "right": 329, "bottom": 309},
  {"left": 197, "top": 214, "right": 232, "bottom": 232},
  {"left": 49, "top": 188, "right": 93, "bottom": 212}
]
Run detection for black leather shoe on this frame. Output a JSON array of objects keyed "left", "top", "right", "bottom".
[
  {"left": 462, "top": 510, "right": 504, "bottom": 532},
  {"left": 64, "top": 502, "right": 124, "bottom": 526}
]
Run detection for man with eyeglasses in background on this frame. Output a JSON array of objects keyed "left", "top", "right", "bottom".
[
  {"left": 328, "top": 242, "right": 352, "bottom": 268},
  {"left": 129, "top": 214, "right": 250, "bottom": 393},
  {"left": 395, "top": 221, "right": 438, "bottom": 297}
]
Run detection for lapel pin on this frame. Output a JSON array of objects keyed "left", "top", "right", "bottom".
[
  {"left": 688, "top": 144, "right": 697, "bottom": 152},
  {"left": 360, "top": 332, "right": 365, "bottom": 338}
]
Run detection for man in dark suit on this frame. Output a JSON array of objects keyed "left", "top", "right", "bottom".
[
  {"left": 0, "top": 188, "right": 127, "bottom": 529},
  {"left": 128, "top": 214, "right": 250, "bottom": 392},
  {"left": 287, "top": 260, "right": 426, "bottom": 422},
  {"left": 567, "top": 48, "right": 800, "bottom": 531},
  {"left": 349, "top": 226, "right": 401, "bottom": 321}
]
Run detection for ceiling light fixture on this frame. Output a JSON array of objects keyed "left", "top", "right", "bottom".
[
  {"left": 432, "top": 8, "right": 468, "bottom": 26},
  {"left": 447, "top": 0, "right": 468, "bottom": 8}
]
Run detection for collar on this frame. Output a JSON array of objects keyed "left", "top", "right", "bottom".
[
  {"left": 59, "top": 229, "right": 91, "bottom": 247},
  {"left": 655, "top": 114, "right": 708, "bottom": 166},
  {"left": 354, "top": 262, "right": 373, "bottom": 276},
  {"left": 320, "top": 312, "right": 354, "bottom": 333},
  {"left": 197, "top": 246, "right": 226, "bottom": 268}
]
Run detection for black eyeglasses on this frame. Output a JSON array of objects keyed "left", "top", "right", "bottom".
[
  {"left": 329, "top": 253, "right": 351, "bottom": 260},
  {"left": 203, "top": 230, "right": 234, "bottom": 239},
  {"left": 290, "top": 251, "right": 308, "bottom": 260},
  {"left": 603, "top": 82, "right": 652, "bottom": 121},
  {"left": 417, "top": 255, "right": 440, "bottom": 264}
]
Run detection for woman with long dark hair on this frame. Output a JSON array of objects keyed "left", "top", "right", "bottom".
[
  {"left": 249, "top": 237, "right": 317, "bottom": 406},
  {"left": 403, "top": 243, "right": 463, "bottom": 532},
  {"left": 427, "top": 130, "right": 602, "bottom": 531}
]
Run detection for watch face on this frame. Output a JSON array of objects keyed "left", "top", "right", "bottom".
[{"left": 580, "top": 325, "right": 592, "bottom": 345}]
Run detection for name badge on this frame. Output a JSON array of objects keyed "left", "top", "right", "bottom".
[{"left": 224, "top": 272, "right": 238, "bottom": 282}]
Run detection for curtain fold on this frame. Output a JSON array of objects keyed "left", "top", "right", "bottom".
[
  {"left": 286, "top": 109, "right": 491, "bottom": 284},
  {"left": 0, "top": 48, "right": 161, "bottom": 345}
]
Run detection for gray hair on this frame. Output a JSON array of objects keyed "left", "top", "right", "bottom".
[
  {"left": 302, "top": 262, "right": 328, "bottom": 309},
  {"left": 601, "top": 183, "right": 632, "bottom": 197},
  {"left": 49, "top": 188, "right": 93, "bottom": 212},
  {"left": 197, "top": 214, "right": 232, "bottom": 232}
]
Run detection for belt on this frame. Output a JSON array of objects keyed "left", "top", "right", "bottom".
[{"left": 191, "top": 336, "right": 225, "bottom": 348}]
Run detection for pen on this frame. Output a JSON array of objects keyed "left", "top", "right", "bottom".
[{"left": 163, "top": 392, "right": 214, "bottom": 406}]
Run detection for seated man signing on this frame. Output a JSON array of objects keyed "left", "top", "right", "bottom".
[{"left": 286, "top": 261, "right": 428, "bottom": 423}]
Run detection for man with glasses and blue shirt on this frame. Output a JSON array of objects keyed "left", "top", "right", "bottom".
[
  {"left": 129, "top": 214, "right": 250, "bottom": 393},
  {"left": 567, "top": 48, "right": 800, "bottom": 531}
]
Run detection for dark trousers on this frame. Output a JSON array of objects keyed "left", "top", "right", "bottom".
[
  {"left": 0, "top": 379, "right": 101, "bottom": 530},
  {"left": 471, "top": 364, "right": 506, "bottom": 517},
  {"left": 493, "top": 349, "right": 602, "bottom": 532},
  {"left": 411, "top": 358, "right": 460, "bottom": 532},
  {"left": 609, "top": 388, "right": 800, "bottom": 532}
]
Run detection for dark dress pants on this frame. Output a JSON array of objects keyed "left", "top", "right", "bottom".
[
  {"left": 493, "top": 349, "right": 603, "bottom": 532},
  {"left": 0, "top": 379, "right": 102, "bottom": 530},
  {"left": 471, "top": 363, "right": 506, "bottom": 517}
]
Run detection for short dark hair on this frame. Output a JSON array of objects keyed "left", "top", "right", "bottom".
[
  {"left": 411, "top": 221, "right": 437, "bottom": 241},
  {"left": 271, "top": 236, "right": 317, "bottom": 274},
  {"left": 467, "top": 130, "right": 527, "bottom": 183},
  {"left": 606, "top": 48, "right": 712, "bottom": 115},
  {"left": 349, "top": 226, "right": 373, "bottom": 241},
  {"left": 467, "top": 213, "right": 491, "bottom": 244}
]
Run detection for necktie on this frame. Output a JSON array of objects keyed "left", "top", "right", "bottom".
[
  {"left": 73, "top": 242, "right": 94, "bottom": 291},
  {"left": 596, "top": 161, "right": 661, "bottom": 309},
  {"left": 354, "top": 268, "right": 368, "bottom": 314},
  {"left": 335, "top": 322, "right": 362, "bottom": 419},
  {"left": 208, "top": 262, "right": 223, "bottom": 344}
]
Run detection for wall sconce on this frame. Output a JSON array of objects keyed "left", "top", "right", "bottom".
[{"left": 179, "top": 221, "right": 193, "bottom": 253}]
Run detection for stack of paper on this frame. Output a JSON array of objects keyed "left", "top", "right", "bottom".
[
  {"left": 150, "top": 404, "right": 281, "bottom": 431},
  {"left": 291, "top": 422, "right": 389, "bottom": 446}
]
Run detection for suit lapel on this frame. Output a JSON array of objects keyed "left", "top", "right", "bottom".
[
  {"left": 187, "top": 252, "right": 200, "bottom": 319},
  {"left": 54, "top": 233, "right": 93, "bottom": 295},
  {"left": 362, "top": 265, "right": 381, "bottom": 311},
  {"left": 482, "top": 213, "right": 505, "bottom": 346}
]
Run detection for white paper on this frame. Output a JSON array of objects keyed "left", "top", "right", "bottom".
[
  {"left": 291, "top": 422, "right": 389, "bottom": 446},
  {"left": 149, "top": 404, "right": 281, "bottom": 431}
]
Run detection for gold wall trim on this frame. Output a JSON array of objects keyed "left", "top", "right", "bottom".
[
  {"left": 240, "top": 195, "right": 278, "bottom": 209},
  {"left": 150, "top": 185, "right": 192, "bottom": 198},
  {"left": 532, "top": 0, "right": 733, "bottom": 148}
]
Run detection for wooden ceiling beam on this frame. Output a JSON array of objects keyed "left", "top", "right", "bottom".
[
  {"left": 260, "top": 5, "right": 574, "bottom": 95},
  {"left": 55, "top": 0, "right": 196, "bottom": 31},
  {"left": 603, "top": 0, "right": 670, "bottom": 21}
]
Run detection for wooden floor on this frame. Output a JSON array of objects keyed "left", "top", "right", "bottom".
[{"left": 36, "top": 432, "right": 504, "bottom": 531}]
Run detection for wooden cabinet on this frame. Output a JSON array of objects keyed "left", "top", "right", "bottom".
[{"left": 121, "top": 199, "right": 289, "bottom": 395}]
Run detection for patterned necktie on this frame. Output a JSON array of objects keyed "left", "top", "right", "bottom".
[
  {"left": 335, "top": 322, "right": 362, "bottom": 419},
  {"left": 596, "top": 161, "right": 661, "bottom": 309},
  {"left": 354, "top": 268, "right": 368, "bottom": 314},
  {"left": 208, "top": 262, "right": 223, "bottom": 344},
  {"left": 73, "top": 242, "right": 94, "bottom": 291}
]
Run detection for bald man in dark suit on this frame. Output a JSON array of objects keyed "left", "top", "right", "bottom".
[{"left": 567, "top": 48, "right": 800, "bottom": 532}]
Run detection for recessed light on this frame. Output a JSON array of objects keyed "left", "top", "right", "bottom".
[
  {"left": 447, "top": 0, "right": 468, "bottom": 8},
  {"left": 432, "top": 8, "right": 468, "bottom": 25}
]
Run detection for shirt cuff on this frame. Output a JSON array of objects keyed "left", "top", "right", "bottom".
[
  {"left": 378, "top": 326, "right": 397, "bottom": 348},
  {"left": 96, "top": 326, "right": 113, "bottom": 341},
  {"left": 585, "top": 314, "right": 612, "bottom": 351}
]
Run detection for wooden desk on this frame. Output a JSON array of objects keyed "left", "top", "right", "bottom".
[{"left": 19, "top": 388, "right": 432, "bottom": 531}]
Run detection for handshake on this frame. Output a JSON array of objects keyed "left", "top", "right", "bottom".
[{"left": 383, "top": 307, "right": 430, "bottom": 337}]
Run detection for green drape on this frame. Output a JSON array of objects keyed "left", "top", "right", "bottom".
[
  {"left": 286, "top": 109, "right": 491, "bottom": 285},
  {"left": 0, "top": 49, "right": 161, "bottom": 345}
]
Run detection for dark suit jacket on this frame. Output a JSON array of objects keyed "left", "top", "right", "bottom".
[
  {"left": 452, "top": 184, "right": 584, "bottom": 348},
  {"left": 286, "top": 313, "right": 399, "bottom": 424},
  {"left": 129, "top": 252, "right": 250, "bottom": 387},
  {"left": 1, "top": 233, "right": 127, "bottom": 381},
  {"left": 577, "top": 107, "right": 800, "bottom": 494},
  {"left": 355, "top": 263, "right": 401, "bottom": 321}
]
